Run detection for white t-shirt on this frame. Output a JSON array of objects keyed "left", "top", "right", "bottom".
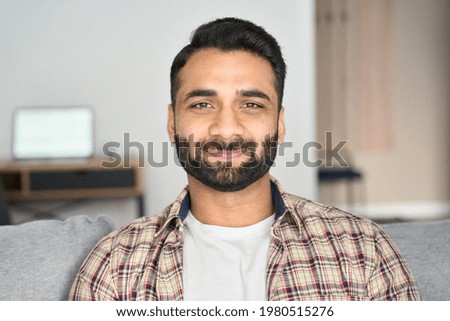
[{"left": 182, "top": 211, "right": 274, "bottom": 301}]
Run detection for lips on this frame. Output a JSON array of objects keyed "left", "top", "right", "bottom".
[
  {"left": 199, "top": 140, "right": 256, "bottom": 162},
  {"left": 207, "top": 148, "right": 244, "bottom": 159}
]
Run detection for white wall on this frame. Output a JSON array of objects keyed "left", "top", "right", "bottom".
[{"left": 0, "top": 0, "right": 317, "bottom": 227}]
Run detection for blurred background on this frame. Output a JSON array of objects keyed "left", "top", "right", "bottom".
[
  {"left": 316, "top": 0, "right": 449, "bottom": 222},
  {"left": 0, "top": 0, "right": 448, "bottom": 227}
]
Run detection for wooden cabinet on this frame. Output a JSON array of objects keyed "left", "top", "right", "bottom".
[{"left": 0, "top": 158, "right": 144, "bottom": 217}]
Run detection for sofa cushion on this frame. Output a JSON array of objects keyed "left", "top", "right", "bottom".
[
  {"left": 382, "top": 219, "right": 450, "bottom": 301},
  {"left": 0, "top": 215, "right": 114, "bottom": 300}
]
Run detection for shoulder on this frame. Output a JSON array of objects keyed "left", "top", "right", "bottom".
[
  {"left": 70, "top": 204, "right": 177, "bottom": 300},
  {"left": 282, "top": 193, "right": 389, "bottom": 261},
  {"left": 280, "top": 194, "right": 420, "bottom": 300},
  {"left": 76, "top": 204, "right": 174, "bottom": 268},
  {"left": 285, "top": 193, "right": 380, "bottom": 236},
  {"left": 283, "top": 193, "right": 407, "bottom": 271},
  {"left": 97, "top": 205, "right": 174, "bottom": 253},
  {"left": 270, "top": 176, "right": 379, "bottom": 238}
]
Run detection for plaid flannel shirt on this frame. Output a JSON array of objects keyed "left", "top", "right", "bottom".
[{"left": 69, "top": 177, "right": 420, "bottom": 301}]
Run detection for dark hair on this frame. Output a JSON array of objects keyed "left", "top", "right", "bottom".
[{"left": 170, "top": 17, "right": 286, "bottom": 110}]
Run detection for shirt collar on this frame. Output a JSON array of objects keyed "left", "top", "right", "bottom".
[
  {"left": 269, "top": 176, "right": 302, "bottom": 231},
  {"left": 162, "top": 176, "right": 299, "bottom": 232}
]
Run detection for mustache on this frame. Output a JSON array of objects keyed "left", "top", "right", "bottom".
[
  {"left": 174, "top": 133, "right": 279, "bottom": 172},
  {"left": 201, "top": 140, "right": 257, "bottom": 152},
  {"left": 175, "top": 137, "right": 259, "bottom": 152}
]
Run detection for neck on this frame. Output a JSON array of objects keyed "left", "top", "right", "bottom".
[{"left": 187, "top": 173, "right": 274, "bottom": 227}]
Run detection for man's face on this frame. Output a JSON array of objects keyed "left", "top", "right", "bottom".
[{"left": 168, "top": 48, "right": 285, "bottom": 191}]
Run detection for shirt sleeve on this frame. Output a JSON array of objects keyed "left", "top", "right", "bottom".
[
  {"left": 68, "top": 235, "right": 118, "bottom": 301},
  {"left": 367, "top": 227, "right": 421, "bottom": 300}
]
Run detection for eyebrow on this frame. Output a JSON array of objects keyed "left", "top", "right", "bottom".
[
  {"left": 237, "top": 89, "right": 271, "bottom": 102},
  {"left": 183, "top": 89, "right": 217, "bottom": 102},
  {"left": 182, "top": 88, "right": 271, "bottom": 103}
]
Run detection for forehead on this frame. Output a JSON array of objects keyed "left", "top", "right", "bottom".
[{"left": 177, "top": 48, "right": 276, "bottom": 97}]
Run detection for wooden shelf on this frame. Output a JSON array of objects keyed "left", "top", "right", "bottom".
[{"left": 0, "top": 158, "right": 145, "bottom": 217}]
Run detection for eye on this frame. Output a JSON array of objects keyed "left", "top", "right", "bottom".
[
  {"left": 190, "top": 102, "right": 212, "bottom": 109},
  {"left": 242, "top": 102, "right": 263, "bottom": 109}
]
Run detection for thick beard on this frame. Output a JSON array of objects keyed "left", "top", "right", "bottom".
[{"left": 175, "top": 134, "right": 278, "bottom": 192}]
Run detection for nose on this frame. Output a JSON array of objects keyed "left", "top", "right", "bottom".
[{"left": 209, "top": 106, "right": 244, "bottom": 140}]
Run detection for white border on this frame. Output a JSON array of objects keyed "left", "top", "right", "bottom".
[{"left": 0, "top": 301, "right": 447, "bottom": 321}]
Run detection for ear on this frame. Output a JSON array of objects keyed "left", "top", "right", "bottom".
[
  {"left": 167, "top": 104, "right": 175, "bottom": 144},
  {"left": 277, "top": 107, "right": 285, "bottom": 144}
]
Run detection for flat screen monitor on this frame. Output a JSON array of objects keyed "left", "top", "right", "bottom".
[{"left": 12, "top": 106, "right": 94, "bottom": 160}]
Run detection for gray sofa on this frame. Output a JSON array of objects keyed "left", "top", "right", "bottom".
[
  {"left": 382, "top": 219, "right": 450, "bottom": 301},
  {"left": 0, "top": 215, "right": 114, "bottom": 300},
  {"left": 0, "top": 215, "right": 448, "bottom": 300}
]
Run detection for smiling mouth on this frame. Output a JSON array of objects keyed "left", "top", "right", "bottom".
[
  {"left": 199, "top": 140, "right": 257, "bottom": 163},
  {"left": 206, "top": 148, "right": 244, "bottom": 160}
]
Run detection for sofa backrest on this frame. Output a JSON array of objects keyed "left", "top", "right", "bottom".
[
  {"left": 1, "top": 215, "right": 447, "bottom": 301},
  {"left": 382, "top": 219, "right": 450, "bottom": 301},
  {"left": 0, "top": 215, "right": 114, "bottom": 300}
]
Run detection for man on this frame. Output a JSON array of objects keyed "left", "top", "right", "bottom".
[{"left": 70, "top": 17, "right": 420, "bottom": 301}]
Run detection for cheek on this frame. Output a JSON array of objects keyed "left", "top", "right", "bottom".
[
  {"left": 175, "top": 116, "right": 209, "bottom": 141},
  {"left": 248, "top": 121, "right": 278, "bottom": 140},
  {"left": 176, "top": 112, "right": 278, "bottom": 142}
]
